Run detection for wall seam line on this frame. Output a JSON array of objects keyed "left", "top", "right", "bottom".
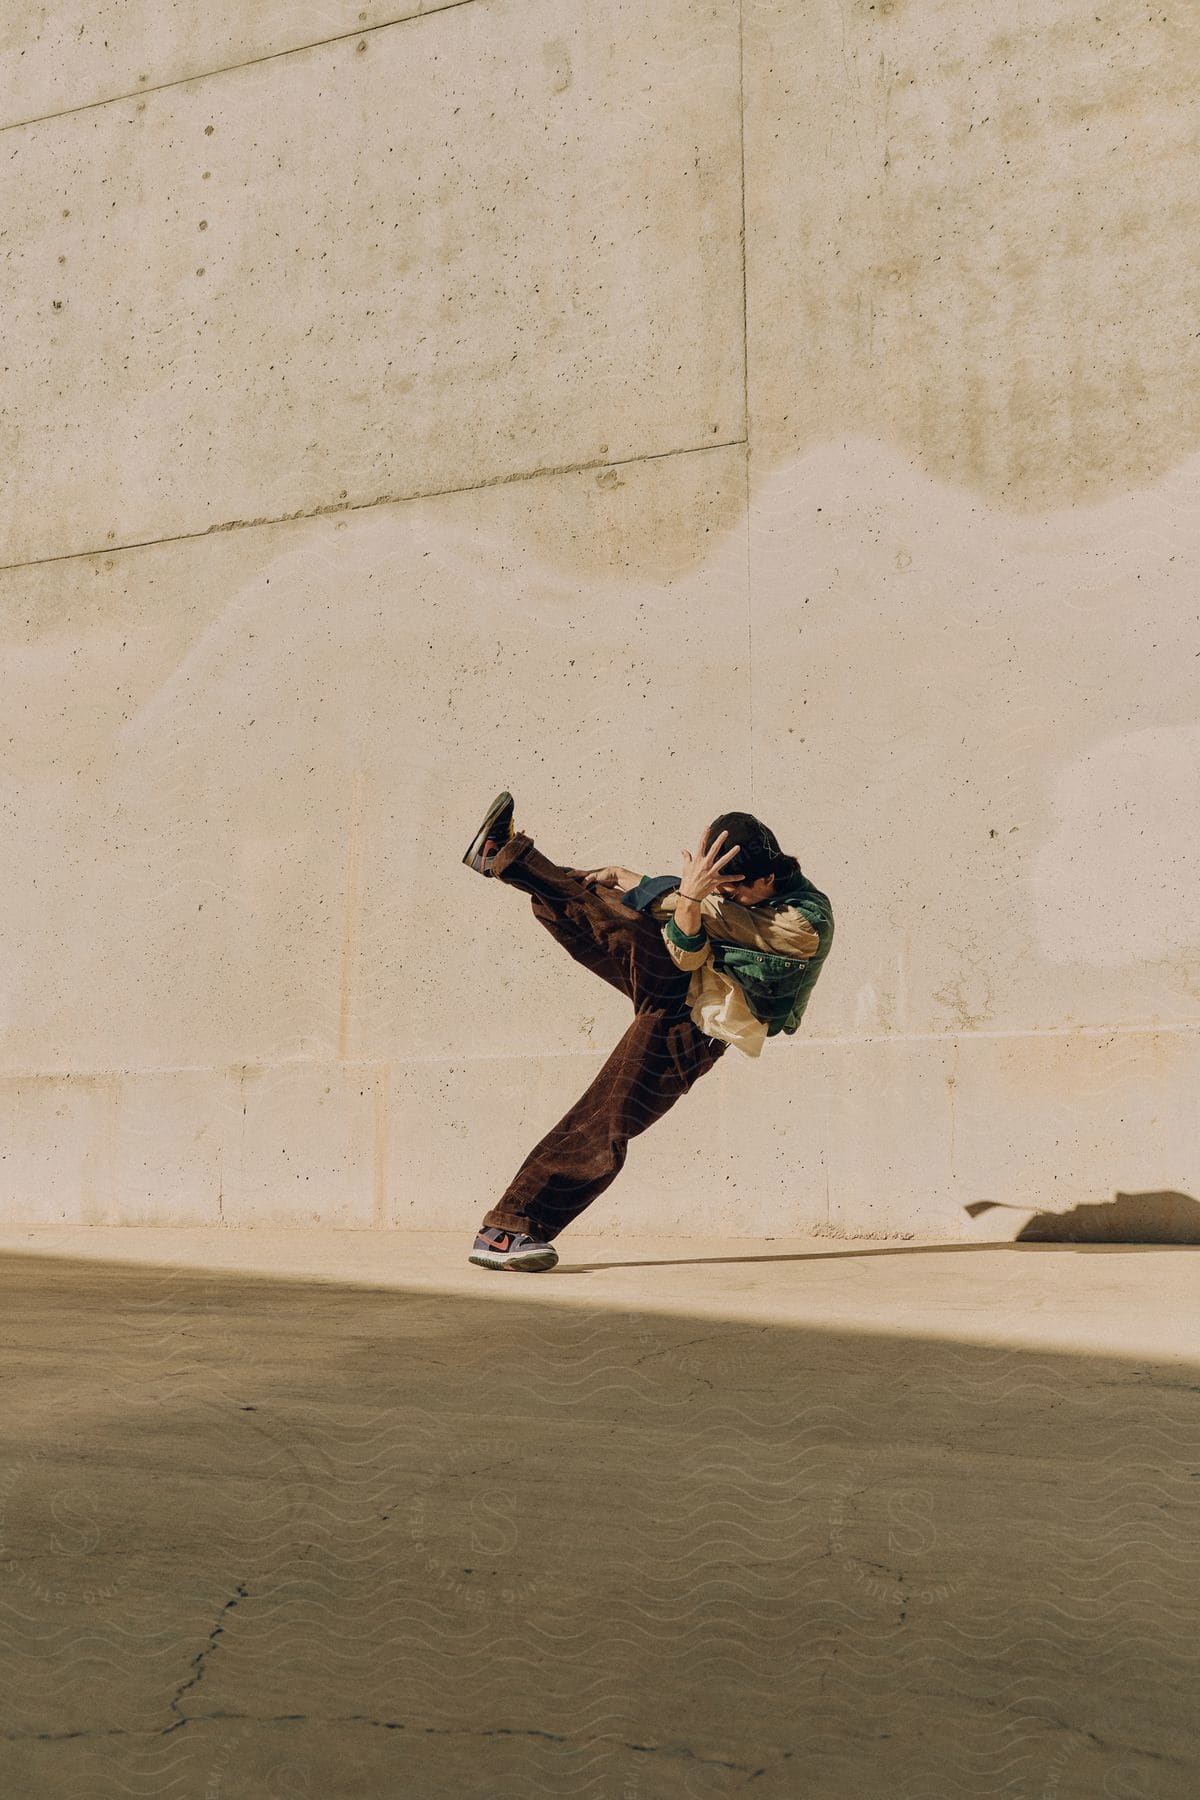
[
  {"left": 6, "top": 1019, "right": 1200, "bottom": 1079},
  {"left": 0, "top": 436, "right": 749, "bottom": 577},
  {"left": 737, "top": 0, "right": 753, "bottom": 805},
  {"left": 0, "top": 0, "right": 480, "bottom": 136}
]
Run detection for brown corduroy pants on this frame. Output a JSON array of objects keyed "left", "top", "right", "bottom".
[{"left": 480, "top": 833, "right": 727, "bottom": 1242}]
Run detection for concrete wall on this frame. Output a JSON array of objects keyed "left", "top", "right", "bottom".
[{"left": 2, "top": 0, "right": 1197, "bottom": 1236}]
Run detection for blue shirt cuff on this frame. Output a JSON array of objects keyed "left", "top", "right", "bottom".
[{"left": 620, "top": 874, "right": 682, "bottom": 913}]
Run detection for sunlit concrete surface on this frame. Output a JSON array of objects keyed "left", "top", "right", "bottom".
[
  {"left": 2, "top": 1, "right": 1197, "bottom": 1235},
  {"left": 2, "top": 1229, "right": 1197, "bottom": 1797}
]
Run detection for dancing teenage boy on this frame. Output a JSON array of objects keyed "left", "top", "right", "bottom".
[{"left": 461, "top": 793, "right": 834, "bottom": 1271}]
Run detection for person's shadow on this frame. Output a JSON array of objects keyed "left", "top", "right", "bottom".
[
  {"left": 966, "top": 1189, "right": 1200, "bottom": 1245},
  {"left": 557, "top": 1191, "right": 1200, "bottom": 1272}
]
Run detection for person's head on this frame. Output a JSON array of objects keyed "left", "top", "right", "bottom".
[{"left": 705, "top": 811, "right": 802, "bottom": 906}]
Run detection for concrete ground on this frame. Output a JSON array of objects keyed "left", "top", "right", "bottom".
[{"left": 0, "top": 1227, "right": 1197, "bottom": 1800}]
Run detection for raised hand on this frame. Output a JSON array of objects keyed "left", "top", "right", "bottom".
[{"left": 678, "top": 826, "right": 743, "bottom": 904}]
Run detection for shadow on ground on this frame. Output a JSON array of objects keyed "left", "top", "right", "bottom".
[{"left": 1, "top": 1250, "right": 1197, "bottom": 1800}]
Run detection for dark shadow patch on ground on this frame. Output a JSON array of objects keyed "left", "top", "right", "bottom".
[{"left": 0, "top": 1248, "right": 1196, "bottom": 1800}]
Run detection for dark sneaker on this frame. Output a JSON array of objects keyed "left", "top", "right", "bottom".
[
  {"left": 463, "top": 792, "right": 516, "bottom": 876},
  {"left": 468, "top": 1226, "right": 558, "bottom": 1272}
]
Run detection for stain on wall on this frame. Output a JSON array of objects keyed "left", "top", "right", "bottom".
[{"left": 746, "top": 0, "right": 1200, "bottom": 509}]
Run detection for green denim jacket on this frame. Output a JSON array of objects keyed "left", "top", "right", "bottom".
[{"left": 713, "top": 888, "right": 834, "bottom": 1035}]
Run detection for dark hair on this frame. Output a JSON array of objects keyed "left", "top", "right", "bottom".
[{"left": 706, "top": 811, "right": 802, "bottom": 892}]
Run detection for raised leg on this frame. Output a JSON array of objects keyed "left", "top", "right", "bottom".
[{"left": 491, "top": 834, "right": 687, "bottom": 1012}]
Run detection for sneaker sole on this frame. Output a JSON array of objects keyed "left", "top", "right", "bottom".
[
  {"left": 462, "top": 791, "right": 514, "bottom": 873},
  {"left": 468, "top": 1244, "right": 559, "bottom": 1272}
]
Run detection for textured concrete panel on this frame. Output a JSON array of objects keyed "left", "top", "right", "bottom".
[
  {"left": 0, "top": 1068, "right": 227, "bottom": 1226},
  {"left": 0, "top": 0, "right": 743, "bottom": 566},
  {"left": 0, "top": 447, "right": 751, "bottom": 1228},
  {"left": 714, "top": 1035, "right": 959, "bottom": 1240},
  {"left": 732, "top": 1025, "right": 1200, "bottom": 1240},
  {"left": 744, "top": 0, "right": 1200, "bottom": 508},
  {"left": 0, "top": 443, "right": 747, "bottom": 1079},
  {"left": 226, "top": 1061, "right": 384, "bottom": 1225},
  {"left": 0, "top": 6, "right": 462, "bottom": 128},
  {"left": 749, "top": 441, "right": 1200, "bottom": 1041},
  {"left": 2, "top": 1023, "right": 1197, "bottom": 1242},
  {"left": 0, "top": 1074, "right": 118, "bottom": 1225},
  {"left": 107, "top": 1068, "right": 230, "bottom": 1226},
  {"left": 949, "top": 1027, "right": 1200, "bottom": 1219}
]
